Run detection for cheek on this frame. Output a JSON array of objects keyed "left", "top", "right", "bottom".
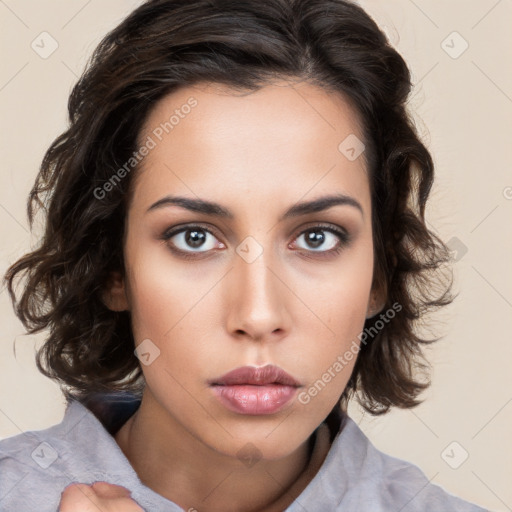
[
  {"left": 296, "top": 305, "right": 365, "bottom": 416},
  {"left": 125, "top": 244, "right": 207, "bottom": 339},
  {"left": 301, "top": 288, "right": 366, "bottom": 376},
  {"left": 296, "top": 251, "right": 373, "bottom": 403},
  {"left": 306, "top": 243, "right": 373, "bottom": 333},
  {"left": 124, "top": 247, "right": 217, "bottom": 380}
]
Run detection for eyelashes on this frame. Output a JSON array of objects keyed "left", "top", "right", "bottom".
[{"left": 159, "top": 223, "right": 351, "bottom": 260}]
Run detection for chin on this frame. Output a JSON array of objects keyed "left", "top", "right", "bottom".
[{"left": 206, "top": 424, "right": 309, "bottom": 462}]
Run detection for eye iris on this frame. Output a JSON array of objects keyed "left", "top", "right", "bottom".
[
  {"left": 186, "top": 229, "right": 206, "bottom": 248},
  {"left": 305, "top": 230, "right": 325, "bottom": 248}
]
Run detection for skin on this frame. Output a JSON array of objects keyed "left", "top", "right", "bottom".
[
  {"left": 59, "top": 482, "right": 143, "bottom": 511},
  {"left": 99, "top": 79, "right": 385, "bottom": 512}
]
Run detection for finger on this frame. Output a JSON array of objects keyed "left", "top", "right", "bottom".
[
  {"left": 59, "top": 482, "right": 144, "bottom": 512},
  {"left": 59, "top": 483, "right": 98, "bottom": 512},
  {"left": 91, "top": 481, "right": 132, "bottom": 499}
]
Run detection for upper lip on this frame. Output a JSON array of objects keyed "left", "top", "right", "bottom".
[{"left": 209, "top": 364, "right": 301, "bottom": 387}]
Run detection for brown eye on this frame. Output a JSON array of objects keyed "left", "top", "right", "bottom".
[
  {"left": 293, "top": 225, "right": 350, "bottom": 256},
  {"left": 161, "top": 225, "right": 223, "bottom": 256}
]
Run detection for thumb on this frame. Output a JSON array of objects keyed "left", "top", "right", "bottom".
[{"left": 91, "top": 481, "right": 133, "bottom": 499}]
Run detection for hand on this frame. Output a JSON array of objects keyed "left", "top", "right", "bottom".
[{"left": 59, "top": 481, "right": 144, "bottom": 511}]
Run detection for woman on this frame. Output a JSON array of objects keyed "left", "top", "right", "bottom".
[{"left": 0, "top": 0, "right": 488, "bottom": 510}]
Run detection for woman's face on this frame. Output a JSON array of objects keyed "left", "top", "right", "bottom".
[{"left": 108, "top": 80, "right": 381, "bottom": 460}]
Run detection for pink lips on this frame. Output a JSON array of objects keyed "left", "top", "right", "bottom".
[{"left": 209, "top": 364, "right": 301, "bottom": 415}]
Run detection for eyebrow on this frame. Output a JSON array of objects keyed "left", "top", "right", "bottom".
[{"left": 146, "top": 193, "right": 364, "bottom": 220}]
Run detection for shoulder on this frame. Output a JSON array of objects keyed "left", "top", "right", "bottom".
[
  {"left": 309, "top": 414, "right": 489, "bottom": 512},
  {"left": 0, "top": 400, "right": 114, "bottom": 511},
  {"left": 374, "top": 451, "right": 488, "bottom": 511}
]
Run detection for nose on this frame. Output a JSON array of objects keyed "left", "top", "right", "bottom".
[{"left": 225, "top": 248, "right": 291, "bottom": 343}]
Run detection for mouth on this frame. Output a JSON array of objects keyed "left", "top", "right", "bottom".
[
  {"left": 208, "top": 364, "right": 301, "bottom": 415},
  {"left": 208, "top": 364, "right": 301, "bottom": 387}
]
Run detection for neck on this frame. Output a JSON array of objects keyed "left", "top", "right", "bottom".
[{"left": 114, "top": 390, "right": 330, "bottom": 512}]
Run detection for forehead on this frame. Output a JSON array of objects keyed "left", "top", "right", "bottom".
[{"left": 130, "top": 80, "right": 370, "bottom": 216}]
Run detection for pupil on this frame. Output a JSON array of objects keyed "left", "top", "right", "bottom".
[
  {"left": 307, "top": 230, "right": 324, "bottom": 248},
  {"left": 186, "top": 229, "right": 206, "bottom": 248}
]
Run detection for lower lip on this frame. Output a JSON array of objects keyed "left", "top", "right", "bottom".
[{"left": 211, "top": 384, "right": 298, "bottom": 415}]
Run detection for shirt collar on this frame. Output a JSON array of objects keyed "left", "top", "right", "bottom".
[{"left": 66, "top": 391, "right": 364, "bottom": 509}]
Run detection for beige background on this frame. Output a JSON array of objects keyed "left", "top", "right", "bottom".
[{"left": 1, "top": 1, "right": 511, "bottom": 510}]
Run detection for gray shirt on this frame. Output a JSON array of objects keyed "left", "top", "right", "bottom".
[{"left": 0, "top": 395, "right": 489, "bottom": 511}]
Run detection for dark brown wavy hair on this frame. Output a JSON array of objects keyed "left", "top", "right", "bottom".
[{"left": 3, "top": 0, "right": 454, "bottom": 415}]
